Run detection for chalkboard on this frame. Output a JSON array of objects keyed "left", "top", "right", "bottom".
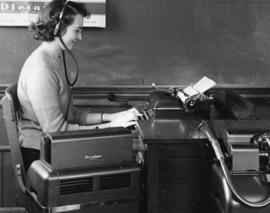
[{"left": 1, "top": 0, "right": 270, "bottom": 87}]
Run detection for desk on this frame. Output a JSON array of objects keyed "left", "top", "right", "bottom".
[{"left": 137, "top": 120, "right": 216, "bottom": 213}]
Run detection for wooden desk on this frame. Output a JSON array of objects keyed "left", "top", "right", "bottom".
[{"left": 137, "top": 120, "right": 216, "bottom": 213}]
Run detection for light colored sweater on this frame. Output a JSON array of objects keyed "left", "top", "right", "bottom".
[{"left": 17, "top": 45, "right": 89, "bottom": 150}]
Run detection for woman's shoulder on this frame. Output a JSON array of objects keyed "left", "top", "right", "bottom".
[
  {"left": 25, "top": 46, "right": 51, "bottom": 67},
  {"left": 22, "top": 47, "right": 58, "bottom": 76},
  {"left": 20, "top": 48, "right": 60, "bottom": 85}
]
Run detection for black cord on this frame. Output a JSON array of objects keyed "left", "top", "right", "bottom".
[{"left": 59, "top": 36, "right": 79, "bottom": 87}]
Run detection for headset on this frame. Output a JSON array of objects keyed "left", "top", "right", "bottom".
[{"left": 54, "top": 0, "right": 79, "bottom": 87}]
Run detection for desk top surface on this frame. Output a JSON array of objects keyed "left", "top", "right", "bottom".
[{"left": 137, "top": 120, "right": 270, "bottom": 143}]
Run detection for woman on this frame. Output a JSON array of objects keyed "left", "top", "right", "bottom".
[{"left": 17, "top": 0, "right": 140, "bottom": 170}]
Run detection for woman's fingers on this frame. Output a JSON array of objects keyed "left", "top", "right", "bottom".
[
  {"left": 127, "top": 108, "right": 143, "bottom": 117},
  {"left": 110, "top": 108, "right": 143, "bottom": 124}
]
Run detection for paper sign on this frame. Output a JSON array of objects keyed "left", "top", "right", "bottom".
[{"left": 0, "top": 0, "right": 106, "bottom": 27}]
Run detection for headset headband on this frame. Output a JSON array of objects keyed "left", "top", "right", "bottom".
[{"left": 53, "top": 0, "right": 70, "bottom": 36}]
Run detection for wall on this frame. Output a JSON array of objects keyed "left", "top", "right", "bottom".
[{"left": 1, "top": 0, "right": 270, "bottom": 87}]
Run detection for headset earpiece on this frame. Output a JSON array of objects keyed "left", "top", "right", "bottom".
[
  {"left": 54, "top": 20, "right": 66, "bottom": 36},
  {"left": 53, "top": 20, "right": 61, "bottom": 36},
  {"left": 53, "top": 0, "right": 69, "bottom": 36}
]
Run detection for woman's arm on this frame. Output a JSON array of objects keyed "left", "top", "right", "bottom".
[{"left": 86, "top": 108, "right": 142, "bottom": 126}]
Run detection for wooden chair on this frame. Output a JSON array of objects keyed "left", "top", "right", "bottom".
[{"left": 1, "top": 83, "right": 27, "bottom": 205}]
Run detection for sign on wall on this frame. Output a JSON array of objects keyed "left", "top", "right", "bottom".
[{"left": 0, "top": 0, "right": 106, "bottom": 27}]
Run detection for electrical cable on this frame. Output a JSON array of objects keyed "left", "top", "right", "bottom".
[
  {"left": 198, "top": 121, "right": 270, "bottom": 208},
  {"left": 59, "top": 36, "right": 79, "bottom": 87}
]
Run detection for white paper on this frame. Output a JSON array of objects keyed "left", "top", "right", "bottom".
[
  {"left": 177, "top": 76, "right": 216, "bottom": 104},
  {"left": 193, "top": 76, "right": 216, "bottom": 94}
]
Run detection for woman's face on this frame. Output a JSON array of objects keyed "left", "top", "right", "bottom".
[{"left": 61, "top": 14, "right": 83, "bottom": 50}]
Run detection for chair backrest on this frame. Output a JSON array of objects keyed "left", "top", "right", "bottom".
[{"left": 1, "top": 84, "right": 26, "bottom": 200}]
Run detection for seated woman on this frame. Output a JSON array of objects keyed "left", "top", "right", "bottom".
[{"left": 17, "top": 0, "right": 140, "bottom": 170}]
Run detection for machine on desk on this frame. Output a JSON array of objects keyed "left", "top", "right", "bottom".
[
  {"left": 40, "top": 127, "right": 134, "bottom": 169},
  {"left": 143, "top": 90, "right": 213, "bottom": 120},
  {"left": 25, "top": 127, "right": 142, "bottom": 213},
  {"left": 199, "top": 121, "right": 270, "bottom": 213},
  {"left": 138, "top": 77, "right": 216, "bottom": 120}
]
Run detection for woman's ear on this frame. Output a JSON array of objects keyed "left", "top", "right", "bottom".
[
  {"left": 53, "top": 20, "right": 66, "bottom": 36},
  {"left": 59, "top": 22, "right": 67, "bottom": 36}
]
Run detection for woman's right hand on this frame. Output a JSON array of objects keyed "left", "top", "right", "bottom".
[
  {"left": 84, "top": 107, "right": 142, "bottom": 130},
  {"left": 105, "top": 108, "right": 142, "bottom": 123}
]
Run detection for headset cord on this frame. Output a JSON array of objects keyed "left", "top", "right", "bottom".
[{"left": 59, "top": 36, "right": 79, "bottom": 87}]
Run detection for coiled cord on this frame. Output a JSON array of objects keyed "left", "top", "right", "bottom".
[{"left": 59, "top": 36, "right": 79, "bottom": 87}]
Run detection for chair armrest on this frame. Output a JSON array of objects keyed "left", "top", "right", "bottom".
[{"left": 16, "top": 164, "right": 26, "bottom": 193}]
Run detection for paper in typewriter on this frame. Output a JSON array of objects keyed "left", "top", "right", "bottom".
[{"left": 177, "top": 76, "right": 216, "bottom": 104}]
